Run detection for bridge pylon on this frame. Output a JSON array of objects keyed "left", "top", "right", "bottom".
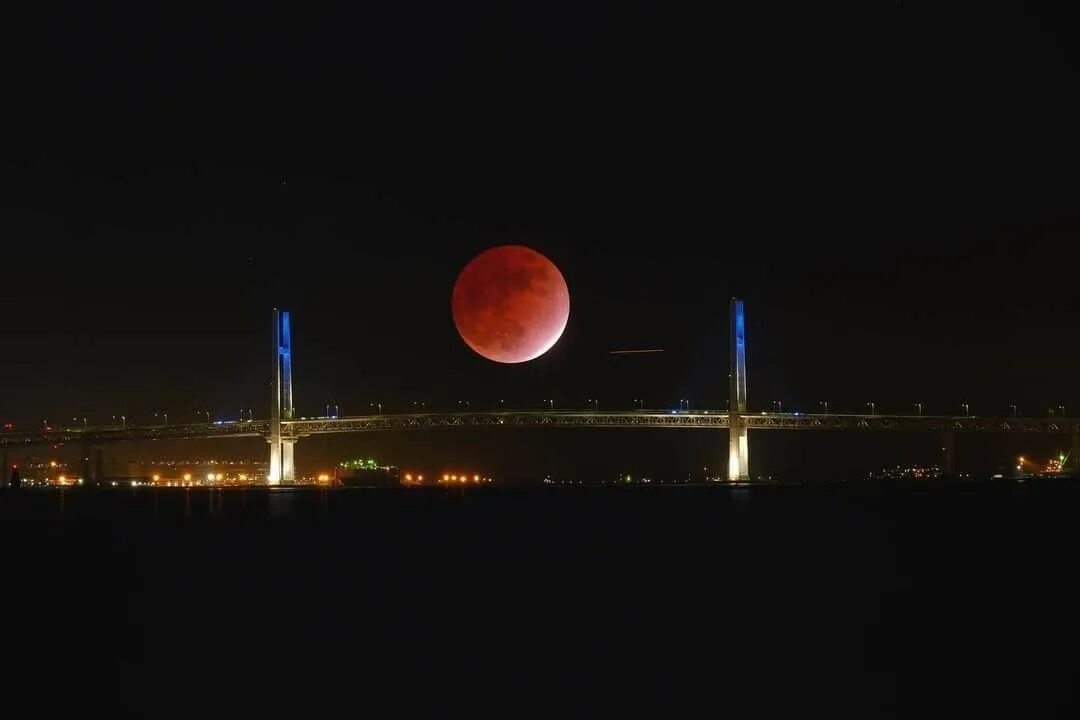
[
  {"left": 728, "top": 297, "right": 750, "bottom": 482},
  {"left": 268, "top": 308, "right": 296, "bottom": 485}
]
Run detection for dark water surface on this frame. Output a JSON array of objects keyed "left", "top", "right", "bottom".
[{"left": 3, "top": 482, "right": 1079, "bottom": 717}]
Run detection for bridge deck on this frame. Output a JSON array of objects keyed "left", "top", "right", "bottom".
[{"left": 1, "top": 412, "right": 1078, "bottom": 447}]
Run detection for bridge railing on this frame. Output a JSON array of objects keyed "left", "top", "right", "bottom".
[
  {"left": 0, "top": 420, "right": 269, "bottom": 447},
  {"left": 1, "top": 411, "right": 1078, "bottom": 447}
]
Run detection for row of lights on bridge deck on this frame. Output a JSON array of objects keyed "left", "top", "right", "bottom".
[
  {"left": 26, "top": 410, "right": 228, "bottom": 430},
  {"left": 12, "top": 402, "right": 1078, "bottom": 433},
  {"left": 384, "top": 400, "right": 1070, "bottom": 416},
  {"left": 798, "top": 402, "right": 1068, "bottom": 417}
]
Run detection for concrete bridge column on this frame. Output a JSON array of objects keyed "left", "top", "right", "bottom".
[
  {"left": 1071, "top": 432, "right": 1080, "bottom": 472},
  {"left": 728, "top": 417, "right": 749, "bottom": 482},
  {"left": 268, "top": 439, "right": 281, "bottom": 486},
  {"left": 268, "top": 435, "right": 299, "bottom": 485},
  {"left": 281, "top": 439, "right": 296, "bottom": 485},
  {"left": 941, "top": 430, "right": 956, "bottom": 475}
]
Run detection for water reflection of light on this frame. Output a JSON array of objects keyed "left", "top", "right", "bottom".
[{"left": 268, "top": 488, "right": 297, "bottom": 520}]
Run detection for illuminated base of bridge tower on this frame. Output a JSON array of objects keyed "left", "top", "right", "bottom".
[
  {"left": 728, "top": 418, "right": 749, "bottom": 482},
  {"left": 267, "top": 438, "right": 296, "bottom": 486}
]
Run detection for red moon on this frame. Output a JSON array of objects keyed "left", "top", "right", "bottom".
[{"left": 452, "top": 245, "right": 570, "bottom": 364}]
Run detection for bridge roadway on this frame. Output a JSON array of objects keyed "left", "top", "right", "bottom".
[{"left": 1, "top": 411, "right": 1078, "bottom": 447}]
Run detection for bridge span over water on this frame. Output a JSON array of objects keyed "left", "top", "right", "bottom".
[
  {"left": 2, "top": 302, "right": 1077, "bottom": 481},
  {"left": 2, "top": 411, "right": 1077, "bottom": 447}
]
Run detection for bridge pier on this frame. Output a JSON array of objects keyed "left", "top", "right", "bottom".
[
  {"left": 268, "top": 440, "right": 281, "bottom": 486},
  {"left": 941, "top": 430, "right": 956, "bottom": 475},
  {"left": 727, "top": 298, "right": 750, "bottom": 482},
  {"left": 728, "top": 418, "right": 749, "bottom": 482},
  {"left": 1072, "top": 432, "right": 1080, "bottom": 472},
  {"left": 268, "top": 439, "right": 297, "bottom": 485}
]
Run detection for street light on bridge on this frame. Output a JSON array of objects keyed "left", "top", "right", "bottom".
[
  {"left": 545, "top": 399, "right": 555, "bottom": 410},
  {"left": 155, "top": 412, "right": 168, "bottom": 425},
  {"left": 819, "top": 401, "right": 829, "bottom": 414},
  {"left": 1009, "top": 403, "right": 1017, "bottom": 417},
  {"left": 198, "top": 410, "right": 210, "bottom": 423},
  {"left": 586, "top": 398, "right": 599, "bottom": 410},
  {"left": 679, "top": 399, "right": 689, "bottom": 411},
  {"left": 458, "top": 400, "right": 470, "bottom": 410},
  {"left": 914, "top": 402, "right": 923, "bottom": 416},
  {"left": 866, "top": 401, "right": 876, "bottom": 416},
  {"left": 112, "top": 415, "right": 126, "bottom": 428},
  {"left": 370, "top": 402, "right": 383, "bottom": 415},
  {"left": 633, "top": 398, "right": 644, "bottom": 410},
  {"left": 961, "top": 402, "right": 970, "bottom": 417},
  {"left": 772, "top": 400, "right": 783, "bottom": 414}
]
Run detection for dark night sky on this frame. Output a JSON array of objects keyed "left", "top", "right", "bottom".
[{"left": 1, "top": 1, "right": 1078, "bottom": 477}]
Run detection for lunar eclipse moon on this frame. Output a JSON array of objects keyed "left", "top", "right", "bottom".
[{"left": 452, "top": 245, "right": 571, "bottom": 364}]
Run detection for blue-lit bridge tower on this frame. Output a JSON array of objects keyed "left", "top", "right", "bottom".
[
  {"left": 728, "top": 298, "right": 750, "bottom": 481},
  {"left": 268, "top": 308, "right": 296, "bottom": 485}
]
